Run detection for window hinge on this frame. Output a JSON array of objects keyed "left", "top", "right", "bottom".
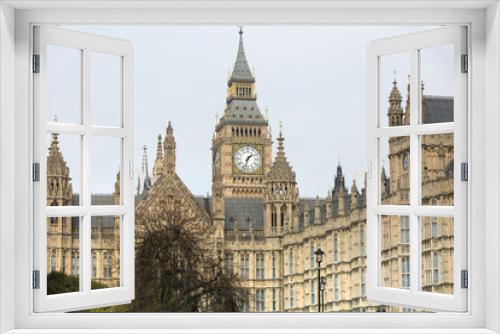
[
  {"left": 461, "top": 269, "right": 468, "bottom": 289},
  {"left": 32, "top": 270, "right": 40, "bottom": 289},
  {"left": 32, "top": 54, "right": 40, "bottom": 73},
  {"left": 461, "top": 162, "right": 468, "bottom": 182},
  {"left": 32, "top": 162, "right": 40, "bottom": 182},
  {"left": 461, "top": 54, "right": 468, "bottom": 73}
]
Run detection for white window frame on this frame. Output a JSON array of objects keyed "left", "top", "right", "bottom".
[
  {"left": 32, "top": 26, "right": 135, "bottom": 312},
  {"left": 366, "top": 25, "right": 467, "bottom": 312},
  {"left": 0, "top": 1, "right": 498, "bottom": 333}
]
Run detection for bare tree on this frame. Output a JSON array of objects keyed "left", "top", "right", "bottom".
[{"left": 132, "top": 204, "right": 245, "bottom": 312}]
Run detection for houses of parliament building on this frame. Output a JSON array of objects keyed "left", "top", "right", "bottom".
[{"left": 46, "top": 29, "right": 455, "bottom": 312}]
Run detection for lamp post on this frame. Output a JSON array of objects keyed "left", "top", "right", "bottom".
[
  {"left": 314, "top": 247, "right": 324, "bottom": 312},
  {"left": 320, "top": 276, "right": 326, "bottom": 312}
]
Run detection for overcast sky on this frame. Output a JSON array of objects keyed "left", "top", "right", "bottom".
[{"left": 49, "top": 25, "right": 454, "bottom": 197}]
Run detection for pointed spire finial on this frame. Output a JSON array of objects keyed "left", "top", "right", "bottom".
[
  {"left": 53, "top": 114, "right": 58, "bottom": 122},
  {"left": 141, "top": 145, "right": 150, "bottom": 179},
  {"left": 239, "top": 26, "right": 243, "bottom": 35},
  {"left": 393, "top": 68, "right": 397, "bottom": 84}
]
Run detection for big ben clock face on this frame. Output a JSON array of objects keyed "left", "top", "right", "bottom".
[{"left": 234, "top": 146, "right": 262, "bottom": 173}]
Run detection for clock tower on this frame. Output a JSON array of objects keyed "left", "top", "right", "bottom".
[{"left": 211, "top": 28, "right": 272, "bottom": 222}]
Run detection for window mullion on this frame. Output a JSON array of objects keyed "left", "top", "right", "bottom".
[
  {"left": 409, "top": 48, "right": 420, "bottom": 293},
  {"left": 81, "top": 48, "right": 91, "bottom": 293}
]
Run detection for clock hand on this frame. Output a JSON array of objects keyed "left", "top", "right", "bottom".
[{"left": 244, "top": 154, "right": 253, "bottom": 170}]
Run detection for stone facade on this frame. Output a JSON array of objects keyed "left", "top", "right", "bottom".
[{"left": 47, "top": 28, "right": 454, "bottom": 311}]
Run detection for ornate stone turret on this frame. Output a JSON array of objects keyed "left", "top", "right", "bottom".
[
  {"left": 333, "top": 164, "right": 347, "bottom": 217},
  {"left": 388, "top": 72, "right": 403, "bottom": 127},
  {"left": 47, "top": 132, "right": 73, "bottom": 206},
  {"left": 152, "top": 134, "right": 163, "bottom": 183},
  {"left": 164, "top": 121, "right": 176, "bottom": 175},
  {"left": 264, "top": 124, "right": 298, "bottom": 234}
]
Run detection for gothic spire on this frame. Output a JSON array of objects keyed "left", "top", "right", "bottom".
[
  {"left": 142, "top": 145, "right": 150, "bottom": 179},
  {"left": 229, "top": 27, "right": 255, "bottom": 84},
  {"left": 164, "top": 121, "right": 176, "bottom": 174},
  {"left": 152, "top": 134, "right": 164, "bottom": 183},
  {"left": 155, "top": 134, "right": 163, "bottom": 161},
  {"left": 137, "top": 145, "right": 152, "bottom": 196},
  {"left": 47, "top": 132, "right": 69, "bottom": 177},
  {"left": 267, "top": 123, "right": 296, "bottom": 182}
]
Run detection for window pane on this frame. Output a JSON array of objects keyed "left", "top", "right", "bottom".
[
  {"left": 421, "top": 134, "right": 454, "bottom": 206},
  {"left": 419, "top": 45, "right": 454, "bottom": 124},
  {"left": 380, "top": 136, "right": 410, "bottom": 205},
  {"left": 380, "top": 215, "right": 410, "bottom": 290},
  {"left": 47, "top": 216, "right": 80, "bottom": 295},
  {"left": 379, "top": 52, "right": 410, "bottom": 128},
  {"left": 90, "top": 136, "right": 121, "bottom": 205},
  {"left": 47, "top": 44, "right": 82, "bottom": 124},
  {"left": 91, "top": 52, "right": 122, "bottom": 127},
  {"left": 420, "top": 216, "right": 454, "bottom": 294},
  {"left": 91, "top": 216, "right": 121, "bottom": 290},
  {"left": 47, "top": 133, "right": 81, "bottom": 206}
]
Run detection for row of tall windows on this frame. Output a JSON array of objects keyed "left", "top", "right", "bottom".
[
  {"left": 232, "top": 126, "right": 261, "bottom": 137},
  {"left": 236, "top": 86, "right": 252, "bottom": 97}
]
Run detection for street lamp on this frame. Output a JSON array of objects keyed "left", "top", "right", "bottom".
[
  {"left": 320, "top": 276, "right": 326, "bottom": 312},
  {"left": 314, "top": 247, "right": 324, "bottom": 312}
]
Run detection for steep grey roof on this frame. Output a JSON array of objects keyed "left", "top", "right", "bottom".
[
  {"left": 215, "top": 99, "right": 267, "bottom": 131},
  {"left": 297, "top": 198, "right": 327, "bottom": 229},
  {"left": 224, "top": 198, "right": 264, "bottom": 230},
  {"left": 423, "top": 95, "right": 453, "bottom": 124},
  {"left": 228, "top": 29, "right": 255, "bottom": 84}
]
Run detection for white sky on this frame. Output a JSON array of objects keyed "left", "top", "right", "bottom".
[{"left": 49, "top": 25, "right": 454, "bottom": 197}]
